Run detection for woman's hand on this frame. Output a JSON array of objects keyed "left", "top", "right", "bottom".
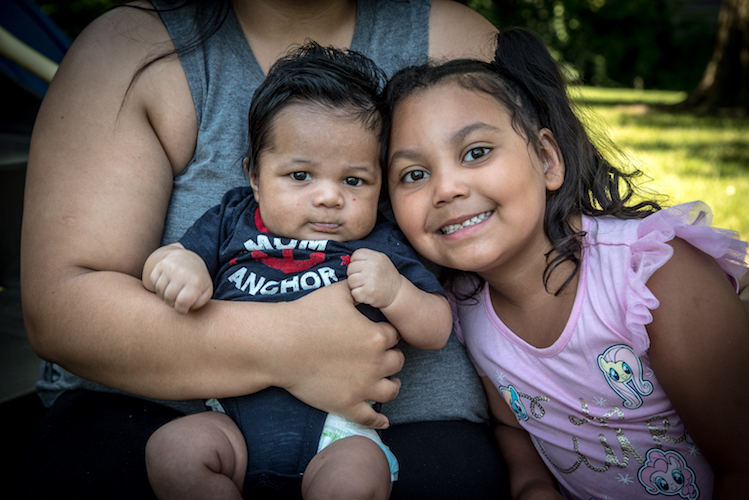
[{"left": 271, "top": 281, "right": 404, "bottom": 429}]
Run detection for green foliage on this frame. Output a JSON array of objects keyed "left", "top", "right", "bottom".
[
  {"left": 44, "top": 0, "right": 717, "bottom": 92},
  {"left": 39, "top": 0, "right": 117, "bottom": 40},
  {"left": 574, "top": 87, "right": 749, "bottom": 238},
  {"left": 469, "top": 0, "right": 718, "bottom": 90}
]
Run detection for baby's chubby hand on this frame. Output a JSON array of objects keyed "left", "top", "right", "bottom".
[
  {"left": 346, "top": 248, "right": 403, "bottom": 310},
  {"left": 144, "top": 244, "right": 214, "bottom": 314}
]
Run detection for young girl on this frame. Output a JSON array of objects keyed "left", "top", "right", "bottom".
[
  {"left": 142, "top": 43, "right": 451, "bottom": 499},
  {"left": 384, "top": 28, "right": 749, "bottom": 499}
]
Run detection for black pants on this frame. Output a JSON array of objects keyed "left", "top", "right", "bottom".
[{"left": 16, "top": 390, "right": 510, "bottom": 499}]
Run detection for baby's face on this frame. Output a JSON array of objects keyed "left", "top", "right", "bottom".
[{"left": 251, "top": 104, "right": 381, "bottom": 242}]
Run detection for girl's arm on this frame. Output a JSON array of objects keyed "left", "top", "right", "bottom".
[
  {"left": 347, "top": 249, "right": 452, "bottom": 350},
  {"left": 739, "top": 270, "right": 749, "bottom": 315},
  {"left": 482, "top": 378, "right": 563, "bottom": 500},
  {"left": 142, "top": 243, "right": 213, "bottom": 314},
  {"left": 20, "top": 6, "right": 402, "bottom": 428},
  {"left": 647, "top": 237, "right": 749, "bottom": 498}
]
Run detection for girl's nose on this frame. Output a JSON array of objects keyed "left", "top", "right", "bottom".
[
  {"left": 312, "top": 181, "right": 344, "bottom": 208},
  {"left": 432, "top": 166, "right": 469, "bottom": 206}
]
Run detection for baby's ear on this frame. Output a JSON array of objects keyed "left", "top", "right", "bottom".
[
  {"left": 246, "top": 158, "right": 261, "bottom": 199},
  {"left": 539, "top": 129, "right": 564, "bottom": 192}
]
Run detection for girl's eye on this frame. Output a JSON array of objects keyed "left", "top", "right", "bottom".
[
  {"left": 402, "top": 169, "right": 429, "bottom": 183},
  {"left": 290, "top": 172, "right": 310, "bottom": 181},
  {"left": 344, "top": 177, "right": 363, "bottom": 187},
  {"left": 464, "top": 147, "right": 489, "bottom": 162}
]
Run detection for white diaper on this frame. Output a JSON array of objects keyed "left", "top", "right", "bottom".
[{"left": 318, "top": 413, "right": 400, "bottom": 482}]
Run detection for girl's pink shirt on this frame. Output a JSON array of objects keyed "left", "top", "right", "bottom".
[{"left": 452, "top": 201, "right": 748, "bottom": 499}]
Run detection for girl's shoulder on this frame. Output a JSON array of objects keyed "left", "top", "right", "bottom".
[
  {"left": 584, "top": 201, "right": 747, "bottom": 287},
  {"left": 581, "top": 202, "right": 747, "bottom": 350}
]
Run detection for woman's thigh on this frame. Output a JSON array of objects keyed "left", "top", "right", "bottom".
[
  {"left": 18, "top": 390, "right": 184, "bottom": 500},
  {"left": 17, "top": 392, "right": 511, "bottom": 499},
  {"left": 382, "top": 420, "right": 512, "bottom": 500}
]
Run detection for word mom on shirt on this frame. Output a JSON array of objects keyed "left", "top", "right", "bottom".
[{"left": 226, "top": 235, "right": 345, "bottom": 297}]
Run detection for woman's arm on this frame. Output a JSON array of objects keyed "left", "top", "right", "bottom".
[
  {"left": 647, "top": 238, "right": 749, "bottom": 498},
  {"left": 21, "top": 6, "right": 402, "bottom": 428},
  {"left": 482, "top": 378, "right": 563, "bottom": 500},
  {"left": 429, "top": 0, "right": 498, "bottom": 61}
]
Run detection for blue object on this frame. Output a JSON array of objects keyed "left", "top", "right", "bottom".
[{"left": 0, "top": 0, "right": 70, "bottom": 98}]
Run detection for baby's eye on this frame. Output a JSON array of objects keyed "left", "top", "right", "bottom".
[
  {"left": 344, "top": 177, "right": 364, "bottom": 187},
  {"left": 464, "top": 147, "right": 489, "bottom": 162},
  {"left": 290, "top": 172, "right": 310, "bottom": 181},
  {"left": 402, "top": 169, "right": 429, "bottom": 183}
]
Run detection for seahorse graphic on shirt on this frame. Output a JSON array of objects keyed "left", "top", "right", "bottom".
[
  {"left": 497, "top": 378, "right": 550, "bottom": 422},
  {"left": 598, "top": 344, "right": 653, "bottom": 409},
  {"left": 499, "top": 385, "right": 529, "bottom": 421}
]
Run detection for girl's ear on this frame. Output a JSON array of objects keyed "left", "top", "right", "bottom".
[{"left": 539, "top": 129, "right": 564, "bottom": 192}]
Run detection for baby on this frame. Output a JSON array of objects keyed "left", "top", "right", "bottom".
[{"left": 142, "top": 42, "right": 451, "bottom": 499}]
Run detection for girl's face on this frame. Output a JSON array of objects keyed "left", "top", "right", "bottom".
[
  {"left": 387, "top": 83, "right": 564, "bottom": 279},
  {"left": 250, "top": 104, "right": 381, "bottom": 242}
]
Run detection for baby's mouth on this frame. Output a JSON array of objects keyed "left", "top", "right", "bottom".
[
  {"left": 312, "top": 222, "right": 340, "bottom": 231},
  {"left": 439, "top": 211, "right": 492, "bottom": 235}
]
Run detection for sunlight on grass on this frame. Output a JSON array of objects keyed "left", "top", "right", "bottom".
[{"left": 571, "top": 87, "right": 749, "bottom": 239}]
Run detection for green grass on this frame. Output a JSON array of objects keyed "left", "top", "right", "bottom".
[{"left": 571, "top": 87, "right": 749, "bottom": 239}]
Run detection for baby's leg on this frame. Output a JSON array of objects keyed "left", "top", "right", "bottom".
[
  {"left": 146, "top": 411, "right": 247, "bottom": 499},
  {"left": 302, "top": 435, "right": 391, "bottom": 500}
]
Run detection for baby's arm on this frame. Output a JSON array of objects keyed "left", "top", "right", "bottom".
[
  {"left": 647, "top": 238, "right": 749, "bottom": 498},
  {"left": 482, "top": 377, "right": 562, "bottom": 500},
  {"left": 346, "top": 248, "right": 452, "bottom": 350},
  {"left": 142, "top": 242, "right": 213, "bottom": 314}
]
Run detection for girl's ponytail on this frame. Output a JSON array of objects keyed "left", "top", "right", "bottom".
[{"left": 491, "top": 28, "right": 570, "bottom": 133}]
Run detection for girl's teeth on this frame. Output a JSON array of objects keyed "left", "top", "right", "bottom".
[{"left": 440, "top": 211, "right": 492, "bottom": 235}]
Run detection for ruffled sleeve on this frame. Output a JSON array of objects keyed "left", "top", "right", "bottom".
[{"left": 626, "top": 201, "right": 748, "bottom": 334}]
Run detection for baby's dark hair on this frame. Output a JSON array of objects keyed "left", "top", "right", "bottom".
[
  {"left": 246, "top": 42, "right": 386, "bottom": 177},
  {"left": 383, "top": 27, "right": 661, "bottom": 294}
]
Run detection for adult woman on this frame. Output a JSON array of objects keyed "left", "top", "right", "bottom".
[{"left": 20, "top": 0, "right": 507, "bottom": 498}]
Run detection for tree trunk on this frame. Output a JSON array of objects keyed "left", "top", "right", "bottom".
[{"left": 680, "top": 0, "right": 749, "bottom": 116}]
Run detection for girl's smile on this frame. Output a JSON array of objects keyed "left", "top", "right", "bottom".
[
  {"left": 439, "top": 210, "right": 494, "bottom": 235},
  {"left": 387, "top": 82, "right": 564, "bottom": 282}
]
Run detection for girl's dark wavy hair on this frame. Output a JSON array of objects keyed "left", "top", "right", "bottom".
[
  {"left": 382, "top": 27, "right": 661, "bottom": 297},
  {"left": 244, "top": 42, "right": 386, "bottom": 177}
]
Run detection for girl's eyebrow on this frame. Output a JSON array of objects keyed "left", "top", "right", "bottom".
[
  {"left": 453, "top": 122, "right": 501, "bottom": 143},
  {"left": 389, "top": 122, "right": 501, "bottom": 165},
  {"left": 388, "top": 148, "right": 422, "bottom": 165}
]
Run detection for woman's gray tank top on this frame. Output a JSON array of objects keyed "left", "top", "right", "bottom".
[{"left": 37, "top": 0, "right": 489, "bottom": 425}]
